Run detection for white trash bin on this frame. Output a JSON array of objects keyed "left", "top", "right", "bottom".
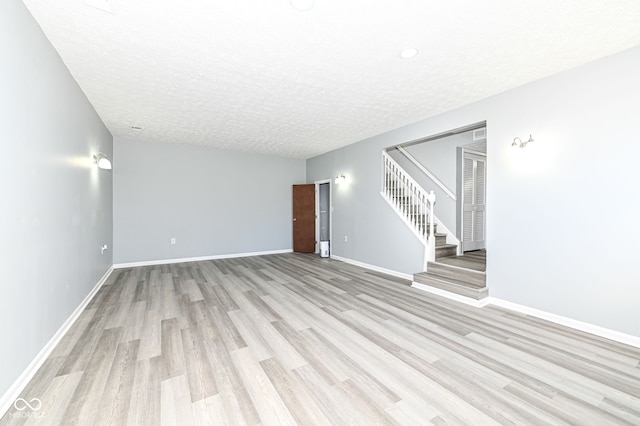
[{"left": 319, "top": 241, "right": 330, "bottom": 258}]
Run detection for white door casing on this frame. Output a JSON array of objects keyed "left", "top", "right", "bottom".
[
  {"left": 314, "top": 179, "right": 332, "bottom": 254},
  {"left": 462, "top": 151, "right": 486, "bottom": 251}
]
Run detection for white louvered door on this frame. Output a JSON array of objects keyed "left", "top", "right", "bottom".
[{"left": 462, "top": 152, "right": 486, "bottom": 251}]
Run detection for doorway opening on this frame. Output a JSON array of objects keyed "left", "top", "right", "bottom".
[
  {"left": 387, "top": 122, "right": 487, "bottom": 299},
  {"left": 315, "top": 180, "right": 332, "bottom": 257},
  {"left": 385, "top": 122, "right": 487, "bottom": 259}
]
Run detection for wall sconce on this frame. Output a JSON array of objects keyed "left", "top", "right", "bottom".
[
  {"left": 93, "top": 152, "right": 112, "bottom": 170},
  {"left": 512, "top": 134, "right": 534, "bottom": 148},
  {"left": 335, "top": 173, "right": 346, "bottom": 184}
]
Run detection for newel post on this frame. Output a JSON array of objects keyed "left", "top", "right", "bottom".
[{"left": 426, "top": 190, "right": 436, "bottom": 264}]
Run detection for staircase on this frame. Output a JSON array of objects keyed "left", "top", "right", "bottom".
[
  {"left": 381, "top": 152, "right": 438, "bottom": 263},
  {"left": 381, "top": 151, "right": 488, "bottom": 301},
  {"left": 413, "top": 250, "right": 487, "bottom": 300}
]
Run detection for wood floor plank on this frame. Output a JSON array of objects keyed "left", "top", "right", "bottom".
[
  {"left": 231, "top": 348, "right": 297, "bottom": 425},
  {"left": 257, "top": 284, "right": 314, "bottom": 330},
  {"left": 127, "top": 356, "right": 161, "bottom": 426},
  {"left": 386, "top": 399, "right": 441, "bottom": 425},
  {"left": 484, "top": 307, "right": 638, "bottom": 368},
  {"left": 259, "top": 357, "right": 331, "bottom": 426},
  {"left": 296, "top": 302, "right": 493, "bottom": 424},
  {"left": 55, "top": 309, "right": 114, "bottom": 376},
  {"left": 291, "top": 364, "right": 369, "bottom": 425},
  {"left": 160, "top": 318, "right": 186, "bottom": 380},
  {"left": 160, "top": 374, "right": 194, "bottom": 426},
  {"left": 204, "top": 332, "right": 260, "bottom": 426},
  {"left": 136, "top": 308, "right": 162, "bottom": 361},
  {"left": 132, "top": 279, "right": 148, "bottom": 304},
  {"left": 3, "top": 253, "right": 640, "bottom": 425},
  {"left": 300, "top": 327, "right": 399, "bottom": 405},
  {"left": 210, "top": 282, "right": 241, "bottom": 312},
  {"left": 189, "top": 394, "right": 228, "bottom": 426},
  {"left": 104, "top": 270, "right": 139, "bottom": 329},
  {"left": 158, "top": 273, "right": 182, "bottom": 324},
  {"left": 60, "top": 327, "right": 123, "bottom": 424},
  {"left": 340, "top": 308, "right": 441, "bottom": 364},
  {"left": 599, "top": 396, "right": 640, "bottom": 424},
  {"left": 48, "top": 308, "right": 97, "bottom": 359},
  {"left": 176, "top": 278, "right": 204, "bottom": 302},
  {"left": 180, "top": 327, "right": 217, "bottom": 403},
  {"left": 334, "top": 379, "right": 401, "bottom": 426},
  {"left": 31, "top": 371, "right": 83, "bottom": 426},
  {"left": 1, "top": 357, "right": 66, "bottom": 424},
  {"left": 189, "top": 395, "right": 215, "bottom": 426},
  {"left": 243, "top": 290, "right": 282, "bottom": 322},
  {"left": 122, "top": 300, "right": 147, "bottom": 343},
  {"left": 260, "top": 294, "right": 311, "bottom": 332},
  {"left": 321, "top": 315, "right": 498, "bottom": 424},
  {"left": 431, "top": 357, "right": 562, "bottom": 425},
  {"left": 227, "top": 309, "right": 273, "bottom": 362},
  {"left": 467, "top": 332, "right": 640, "bottom": 407},
  {"left": 271, "top": 320, "right": 345, "bottom": 386},
  {"left": 207, "top": 305, "right": 246, "bottom": 352},
  {"left": 97, "top": 339, "right": 139, "bottom": 424}
]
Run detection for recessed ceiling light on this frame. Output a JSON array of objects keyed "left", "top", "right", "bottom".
[
  {"left": 399, "top": 48, "right": 419, "bottom": 59},
  {"left": 289, "top": 0, "right": 315, "bottom": 12}
]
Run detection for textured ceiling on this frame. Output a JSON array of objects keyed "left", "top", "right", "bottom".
[{"left": 22, "top": 0, "right": 640, "bottom": 159}]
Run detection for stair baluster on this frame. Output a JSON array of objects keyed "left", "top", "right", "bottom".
[{"left": 381, "top": 151, "right": 437, "bottom": 262}]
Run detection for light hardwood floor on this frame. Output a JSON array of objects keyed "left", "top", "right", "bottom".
[{"left": 2, "top": 253, "right": 640, "bottom": 425}]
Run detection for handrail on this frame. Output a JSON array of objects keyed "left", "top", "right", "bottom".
[
  {"left": 383, "top": 151, "right": 429, "bottom": 200},
  {"left": 396, "top": 146, "right": 456, "bottom": 200},
  {"left": 381, "top": 151, "right": 437, "bottom": 262}
]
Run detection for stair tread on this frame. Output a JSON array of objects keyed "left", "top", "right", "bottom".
[
  {"left": 414, "top": 272, "right": 486, "bottom": 289},
  {"left": 436, "top": 244, "right": 457, "bottom": 249},
  {"left": 431, "top": 256, "right": 486, "bottom": 272},
  {"left": 427, "top": 261, "right": 486, "bottom": 275},
  {"left": 413, "top": 273, "right": 488, "bottom": 300}
]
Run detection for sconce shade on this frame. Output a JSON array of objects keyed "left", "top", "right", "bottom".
[
  {"left": 335, "top": 173, "right": 346, "bottom": 184},
  {"left": 93, "top": 152, "right": 112, "bottom": 170},
  {"left": 512, "top": 134, "right": 534, "bottom": 148}
]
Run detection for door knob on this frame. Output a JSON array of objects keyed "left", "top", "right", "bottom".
[{"left": 293, "top": 218, "right": 297, "bottom": 221}]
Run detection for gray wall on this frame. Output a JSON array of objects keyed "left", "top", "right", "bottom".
[
  {"left": 307, "top": 46, "right": 640, "bottom": 337},
  {"left": 307, "top": 143, "right": 426, "bottom": 275},
  {"left": 0, "top": 0, "right": 113, "bottom": 399},
  {"left": 113, "top": 138, "right": 306, "bottom": 264}
]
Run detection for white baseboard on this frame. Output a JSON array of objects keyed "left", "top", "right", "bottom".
[
  {"left": 487, "top": 297, "right": 640, "bottom": 349},
  {"left": 113, "top": 249, "right": 293, "bottom": 269},
  {"left": 330, "top": 255, "right": 413, "bottom": 281},
  {"left": 411, "top": 282, "right": 491, "bottom": 308},
  {"left": 410, "top": 283, "right": 640, "bottom": 348},
  {"left": 0, "top": 267, "right": 113, "bottom": 417}
]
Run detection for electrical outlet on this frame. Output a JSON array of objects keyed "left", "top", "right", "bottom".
[
  {"left": 170, "top": 238, "right": 176, "bottom": 245},
  {"left": 101, "top": 244, "right": 108, "bottom": 254},
  {"left": 344, "top": 236, "right": 348, "bottom": 242}
]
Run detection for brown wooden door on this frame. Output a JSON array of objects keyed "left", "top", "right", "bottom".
[{"left": 292, "top": 184, "right": 316, "bottom": 253}]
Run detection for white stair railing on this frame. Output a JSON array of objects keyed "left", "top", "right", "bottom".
[
  {"left": 396, "top": 146, "right": 456, "bottom": 200},
  {"left": 381, "top": 151, "right": 436, "bottom": 262}
]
